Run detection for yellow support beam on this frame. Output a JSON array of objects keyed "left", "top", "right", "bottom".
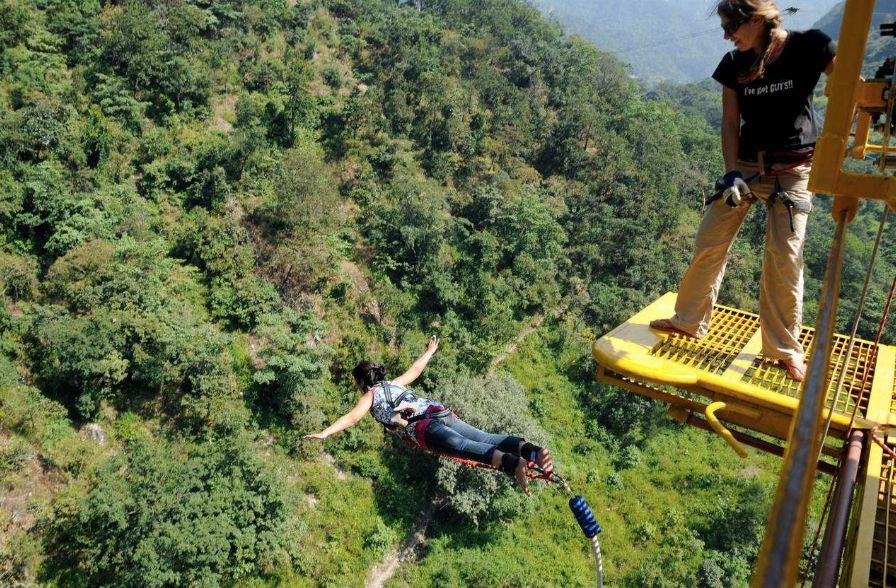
[
  {"left": 849, "top": 441, "right": 882, "bottom": 587},
  {"left": 809, "top": 0, "right": 874, "bottom": 197}
]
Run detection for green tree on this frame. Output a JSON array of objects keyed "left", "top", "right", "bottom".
[
  {"left": 44, "top": 434, "right": 296, "bottom": 587},
  {"left": 432, "top": 374, "right": 549, "bottom": 524}
]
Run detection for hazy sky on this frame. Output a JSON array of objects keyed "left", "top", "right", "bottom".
[{"left": 529, "top": 0, "right": 842, "bottom": 82}]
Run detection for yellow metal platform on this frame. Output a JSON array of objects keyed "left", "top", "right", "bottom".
[
  {"left": 592, "top": 293, "right": 896, "bottom": 445},
  {"left": 593, "top": 292, "right": 896, "bottom": 585},
  {"left": 847, "top": 433, "right": 896, "bottom": 587}
]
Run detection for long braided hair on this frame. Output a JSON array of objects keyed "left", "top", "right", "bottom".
[{"left": 717, "top": 0, "right": 785, "bottom": 83}]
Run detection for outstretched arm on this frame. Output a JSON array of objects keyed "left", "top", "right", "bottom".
[
  {"left": 391, "top": 336, "right": 439, "bottom": 388},
  {"left": 303, "top": 390, "right": 373, "bottom": 440}
]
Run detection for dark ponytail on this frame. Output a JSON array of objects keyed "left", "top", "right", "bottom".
[{"left": 352, "top": 360, "right": 386, "bottom": 390}]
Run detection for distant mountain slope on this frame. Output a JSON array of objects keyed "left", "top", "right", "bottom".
[
  {"left": 813, "top": 0, "right": 896, "bottom": 76},
  {"left": 814, "top": 0, "right": 896, "bottom": 38},
  {"left": 530, "top": 0, "right": 840, "bottom": 83}
]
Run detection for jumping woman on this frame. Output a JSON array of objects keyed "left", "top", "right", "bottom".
[
  {"left": 303, "top": 336, "right": 553, "bottom": 494},
  {"left": 650, "top": 0, "right": 836, "bottom": 382}
]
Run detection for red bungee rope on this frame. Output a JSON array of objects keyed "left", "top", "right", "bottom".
[{"left": 430, "top": 451, "right": 557, "bottom": 482}]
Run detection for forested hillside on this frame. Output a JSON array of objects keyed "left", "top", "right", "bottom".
[{"left": 1, "top": 0, "right": 894, "bottom": 586}]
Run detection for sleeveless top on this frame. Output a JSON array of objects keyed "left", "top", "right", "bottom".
[{"left": 369, "top": 381, "right": 443, "bottom": 445}]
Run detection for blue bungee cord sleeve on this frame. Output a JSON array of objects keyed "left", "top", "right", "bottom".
[{"left": 569, "top": 495, "right": 602, "bottom": 538}]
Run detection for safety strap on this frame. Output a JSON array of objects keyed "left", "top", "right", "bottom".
[
  {"left": 431, "top": 451, "right": 556, "bottom": 482},
  {"left": 406, "top": 408, "right": 451, "bottom": 424},
  {"left": 380, "top": 381, "right": 409, "bottom": 431},
  {"left": 768, "top": 175, "right": 811, "bottom": 233},
  {"left": 757, "top": 148, "right": 813, "bottom": 176},
  {"left": 704, "top": 149, "right": 814, "bottom": 208},
  {"left": 381, "top": 382, "right": 449, "bottom": 428},
  {"left": 381, "top": 381, "right": 408, "bottom": 412}
]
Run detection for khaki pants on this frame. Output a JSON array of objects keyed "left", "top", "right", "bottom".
[{"left": 668, "top": 161, "right": 813, "bottom": 362}]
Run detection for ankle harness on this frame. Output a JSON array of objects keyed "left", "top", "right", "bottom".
[{"left": 500, "top": 453, "right": 522, "bottom": 475}]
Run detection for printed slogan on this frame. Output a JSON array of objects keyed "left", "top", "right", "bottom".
[{"left": 744, "top": 79, "right": 794, "bottom": 96}]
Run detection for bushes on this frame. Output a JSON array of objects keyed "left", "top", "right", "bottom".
[
  {"left": 0, "top": 251, "right": 38, "bottom": 301},
  {"left": 174, "top": 209, "right": 281, "bottom": 329},
  {"left": 432, "top": 374, "right": 549, "bottom": 524},
  {"left": 254, "top": 138, "right": 343, "bottom": 293},
  {"left": 44, "top": 434, "right": 296, "bottom": 587},
  {"left": 30, "top": 238, "right": 241, "bottom": 426},
  {"left": 24, "top": 304, "right": 128, "bottom": 418},
  {"left": 96, "top": 2, "right": 211, "bottom": 119},
  {"left": 251, "top": 309, "right": 332, "bottom": 439}
]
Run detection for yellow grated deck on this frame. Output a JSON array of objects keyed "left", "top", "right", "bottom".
[
  {"left": 593, "top": 293, "right": 895, "bottom": 443},
  {"left": 594, "top": 293, "right": 896, "bottom": 587},
  {"left": 651, "top": 307, "right": 759, "bottom": 375},
  {"left": 869, "top": 443, "right": 896, "bottom": 587}
]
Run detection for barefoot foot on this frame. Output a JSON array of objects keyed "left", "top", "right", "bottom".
[
  {"left": 515, "top": 460, "right": 530, "bottom": 495},
  {"left": 535, "top": 447, "right": 553, "bottom": 474},
  {"left": 778, "top": 359, "right": 806, "bottom": 382},
  {"left": 648, "top": 318, "right": 694, "bottom": 338}
]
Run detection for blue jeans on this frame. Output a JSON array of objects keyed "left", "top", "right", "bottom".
[{"left": 424, "top": 414, "right": 523, "bottom": 465}]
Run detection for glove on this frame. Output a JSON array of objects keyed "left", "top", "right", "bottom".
[{"left": 719, "top": 170, "right": 752, "bottom": 207}]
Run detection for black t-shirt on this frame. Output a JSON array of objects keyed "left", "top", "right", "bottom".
[{"left": 712, "top": 29, "right": 836, "bottom": 160}]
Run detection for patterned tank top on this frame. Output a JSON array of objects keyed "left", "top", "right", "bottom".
[{"left": 370, "top": 381, "right": 441, "bottom": 443}]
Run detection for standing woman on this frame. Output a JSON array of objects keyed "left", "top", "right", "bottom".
[
  {"left": 303, "top": 336, "right": 553, "bottom": 494},
  {"left": 650, "top": 0, "right": 836, "bottom": 381}
]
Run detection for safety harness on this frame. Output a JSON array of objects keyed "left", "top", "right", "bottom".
[
  {"left": 376, "top": 381, "right": 451, "bottom": 431},
  {"left": 705, "top": 149, "right": 813, "bottom": 232}
]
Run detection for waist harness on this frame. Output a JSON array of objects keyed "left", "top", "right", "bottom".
[{"left": 705, "top": 149, "right": 813, "bottom": 232}]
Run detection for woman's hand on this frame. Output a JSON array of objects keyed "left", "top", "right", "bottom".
[
  {"left": 303, "top": 432, "right": 328, "bottom": 441},
  {"left": 392, "top": 336, "right": 441, "bottom": 388},
  {"left": 389, "top": 414, "right": 410, "bottom": 428}
]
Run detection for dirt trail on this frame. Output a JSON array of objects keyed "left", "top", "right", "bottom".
[
  {"left": 487, "top": 303, "right": 568, "bottom": 376},
  {"left": 365, "top": 500, "right": 438, "bottom": 588},
  {"left": 322, "top": 452, "right": 348, "bottom": 480}
]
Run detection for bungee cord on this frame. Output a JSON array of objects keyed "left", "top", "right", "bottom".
[
  {"left": 805, "top": 55, "right": 896, "bottom": 572},
  {"left": 816, "top": 205, "right": 890, "bottom": 463},
  {"left": 432, "top": 451, "right": 603, "bottom": 588}
]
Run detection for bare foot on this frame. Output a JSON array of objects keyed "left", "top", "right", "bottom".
[
  {"left": 778, "top": 359, "right": 806, "bottom": 382},
  {"left": 514, "top": 459, "right": 530, "bottom": 495},
  {"left": 649, "top": 318, "right": 693, "bottom": 338},
  {"left": 534, "top": 447, "right": 553, "bottom": 474}
]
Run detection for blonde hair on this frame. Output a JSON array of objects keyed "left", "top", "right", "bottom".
[{"left": 717, "top": 0, "right": 784, "bottom": 83}]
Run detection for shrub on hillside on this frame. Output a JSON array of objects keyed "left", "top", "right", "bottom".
[
  {"left": 251, "top": 309, "right": 332, "bottom": 444},
  {"left": 254, "top": 139, "right": 342, "bottom": 293},
  {"left": 0, "top": 251, "right": 38, "bottom": 301},
  {"left": 30, "top": 239, "right": 242, "bottom": 427},
  {"left": 174, "top": 209, "right": 281, "bottom": 329},
  {"left": 44, "top": 435, "right": 296, "bottom": 587},
  {"left": 24, "top": 304, "right": 128, "bottom": 418},
  {"left": 432, "top": 374, "right": 549, "bottom": 525}
]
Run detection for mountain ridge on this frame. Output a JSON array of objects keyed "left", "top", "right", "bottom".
[{"left": 529, "top": 0, "right": 840, "bottom": 82}]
